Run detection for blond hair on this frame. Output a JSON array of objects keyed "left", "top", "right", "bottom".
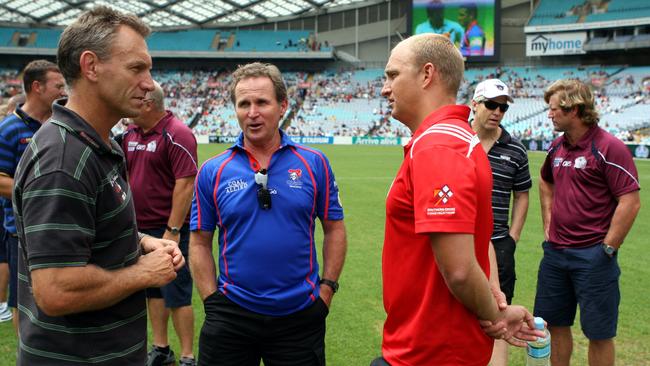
[{"left": 544, "top": 79, "right": 599, "bottom": 125}]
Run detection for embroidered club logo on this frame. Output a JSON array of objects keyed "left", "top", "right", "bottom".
[
  {"left": 109, "top": 174, "right": 127, "bottom": 203},
  {"left": 146, "top": 140, "right": 157, "bottom": 152},
  {"left": 287, "top": 169, "right": 303, "bottom": 188},
  {"left": 574, "top": 156, "right": 587, "bottom": 169},
  {"left": 427, "top": 184, "right": 456, "bottom": 216}
]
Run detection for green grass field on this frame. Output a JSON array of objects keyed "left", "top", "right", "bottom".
[{"left": 1, "top": 144, "right": 649, "bottom": 365}]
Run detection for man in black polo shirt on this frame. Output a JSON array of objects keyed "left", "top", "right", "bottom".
[
  {"left": 470, "top": 78, "right": 532, "bottom": 366},
  {"left": 12, "top": 6, "right": 184, "bottom": 366}
]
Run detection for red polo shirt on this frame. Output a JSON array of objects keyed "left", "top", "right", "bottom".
[
  {"left": 382, "top": 105, "right": 494, "bottom": 366},
  {"left": 122, "top": 111, "right": 198, "bottom": 229},
  {"left": 541, "top": 125, "right": 640, "bottom": 248}
]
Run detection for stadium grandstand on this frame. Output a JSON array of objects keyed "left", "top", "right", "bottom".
[{"left": 0, "top": 0, "right": 649, "bottom": 156}]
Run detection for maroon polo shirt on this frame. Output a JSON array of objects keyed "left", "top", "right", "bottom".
[
  {"left": 122, "top": 111, "right": 198, "bottom": 229},
  {"left": 541, "top": 125, "right": 640, "bottom": 248}
]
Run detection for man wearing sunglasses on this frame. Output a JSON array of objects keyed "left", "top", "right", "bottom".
[
  {"left": 190, "top": 62, "right": 347, "bottom": 366},
  {"left": 471, "top": 79, "right": 532, "bottom": 366}
]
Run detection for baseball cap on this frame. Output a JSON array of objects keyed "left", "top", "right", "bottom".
[{"left": 473, "top": 79, "right": 514, "bottom": 103}]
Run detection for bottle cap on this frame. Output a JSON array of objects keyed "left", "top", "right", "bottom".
[{"left": 534, "top": 317, "right": 545, "bottom": 330}]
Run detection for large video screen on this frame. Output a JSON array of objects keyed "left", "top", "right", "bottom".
[{"left": 409, "top": 0, "right": 500, "bottom": 62}]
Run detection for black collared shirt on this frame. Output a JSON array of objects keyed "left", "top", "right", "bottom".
[
  {"left": 487, "top": 127, "right": 532, "bottom": 240},
  {"left": 13, "top": 100, "right": 146, "bottom": 365}
]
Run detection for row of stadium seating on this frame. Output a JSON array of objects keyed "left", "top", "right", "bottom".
[
  {"left": 1, "top": 65, "right": 649, "bottom": 143},
  {"left": 0, "top": 27, "right": 329, "bottom": 52},
  {"left": 529, "top": 0, "right": 650, "bottom": 26}
]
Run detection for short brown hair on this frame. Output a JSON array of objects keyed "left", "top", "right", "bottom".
[
  {"left": 409, "top": 33, "right": 465, "bottom": 96},
  {"left": 57, "top": 6, "right": 150, "bottom": 85},
  {"left": 229, "top": 62, "right": 287, "bottom": 104},
  {"left": 22, "top": 60, "right": 60, "bottom": 93},
  {"left": 544, "top": 79, "right": 599, "bottom": 125}
]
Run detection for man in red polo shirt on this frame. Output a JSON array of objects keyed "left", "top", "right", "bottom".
[
  {"left": 536, "top": 79, "right": 640, "bottom": 366},
  {"left": 121, "top": 81, "right": 198, "bottom": 366},
  {"left": 371, "top": 33, "right": 542, "bottom": 366}
]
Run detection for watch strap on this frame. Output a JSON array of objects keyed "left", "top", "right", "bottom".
[{"left": 319, "top": 278, "right": 339, "bottom": 293}]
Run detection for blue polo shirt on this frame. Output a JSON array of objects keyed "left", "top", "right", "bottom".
[
  {"left": 191, "top": 131, "right": 344, "bottom": 316},
  {"left": 0, "top": 105, "right": 42, "bottom": 234}
]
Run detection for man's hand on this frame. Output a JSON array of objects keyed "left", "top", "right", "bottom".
[
  {"left": 319, "top": 284, "right": 334, "bottom": 308},
  {"left": 480, "top": 305, "right": 545, "bottom": 347},
  {"left": 491, "top": 285, "right": 507, "bottom": 311},
  {"left": 137, "top": 246, "right": 178, "bottom": 287},
  {"left": 141, "top": 235, "right": 185, "bottom": 271}
]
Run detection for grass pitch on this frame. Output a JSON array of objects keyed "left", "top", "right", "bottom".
[{"left": 1, "top": 144, "right": 648, "bottom": 365}]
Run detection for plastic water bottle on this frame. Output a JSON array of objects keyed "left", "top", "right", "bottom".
[{"left": 526, "top": 317, "right": 551, "bottom": 366}]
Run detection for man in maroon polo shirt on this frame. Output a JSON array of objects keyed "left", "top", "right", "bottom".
[
  {"left": 536, "top": 79, "right": 640, "bottom": 366},
  {"left": 121, "top": 81, "right": 198, "bottom": 366}
]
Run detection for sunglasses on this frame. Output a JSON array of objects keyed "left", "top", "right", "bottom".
[
  {"left": 254, "top": 169, "right": 271, "bottom": 210},
  {"left": 483, "top": 100, "right": 509, "bottom": 113}
]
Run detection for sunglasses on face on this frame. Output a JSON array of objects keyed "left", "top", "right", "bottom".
[
  {"left": 483, "top": 100, "right": 509, "bottom": 113},
  {"left": 255, "top": 169, "right": 271, "bottom": 210}
]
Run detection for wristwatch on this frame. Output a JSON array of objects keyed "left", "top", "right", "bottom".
[
  {"left": 602, "top": 243, "right": 617, "bottom": 257},
  {"left": 166, "top": 226, "right": 180, "bottom": 235},
  {"left": 319, "top": 278, "right": 339, "bottom": 293}
]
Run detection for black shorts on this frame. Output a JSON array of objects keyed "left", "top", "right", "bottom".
[
  {"left": 143, "top": 225, "right": 193, "bottom": 308},
  {"left": 198, "top": 291, "right": 328, "bottom": 366},
  {"left": 492, "top": 235, "right": 517, "bottom": 304}
]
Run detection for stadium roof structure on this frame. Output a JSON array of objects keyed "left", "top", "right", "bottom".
[{"left": 0, "top": 0, "right": 369, "bottom": 29}]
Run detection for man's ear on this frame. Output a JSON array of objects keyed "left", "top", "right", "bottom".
[
  {"left": 422, "top": 62, "right": 436, "bottom": 89},
  {"left": 79, "top": 50, "right": 100, "bottom": 82}
]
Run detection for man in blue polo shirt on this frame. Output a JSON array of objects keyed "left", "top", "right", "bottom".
[
  {"left": 0, "top": 59, "right": 66, "bottom": 332},
  {"left": 190, "top": 62, "right": 348, "bottom": 366}
]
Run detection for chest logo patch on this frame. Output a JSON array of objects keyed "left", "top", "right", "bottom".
[
  {"left": 553, "top": 157, "right": 563, "bottom": 167},
  {"left": 427, "top": 184, "right": 456, "bottom": 216},
  {"left": 146, "top": 140, "right": 157, "bottom": 152},
  {"left": 225, "top": 179, "right": 248, "bottom": 193},
  {"left": 574, "top": 156, "right": 587, "bottom": 169},
  {"left": 110, "top": 174, "right": 127, "bottom": 203},
  {"left": 287, "top": 169, "right": 303, "bottom": 188}
]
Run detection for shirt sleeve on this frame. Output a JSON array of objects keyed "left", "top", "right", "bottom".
[
  {"left": 315, "top": 153, "right": 344, "bottom": 221},
  {"left": 412, "top": 145, "right": 477, "bottom": 235},
  {"left": 0, "top": 130, "right": 17, "bottom": 176},
  {"left": 167, "top": 128, "right": 198, "bottom": 179},
  {"left": 513, "top": 150, "right": 532, "bottom": 192},
  {"left": 602, "top": 140, "right": 640, "bottom": 197},
  {"left": 540, "top": 146, "right": 555, "bottom": 183},
  {"left": 190, "top": 161, "right": 218, "bottom": 231},
  {"left": 19, "top": 171, "right": 94, "bottom": 271}
]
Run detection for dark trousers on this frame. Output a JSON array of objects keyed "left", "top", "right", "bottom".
[
  {"left": 370, "top": 357, "right": 391, "bottom": 366},
  {"left": 199, "top": 291, "right": 328, "bottom": 366}
]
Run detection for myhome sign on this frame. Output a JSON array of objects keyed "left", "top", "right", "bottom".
[{"left": 526, "top": 32, "right": 587, "bottom": 56}]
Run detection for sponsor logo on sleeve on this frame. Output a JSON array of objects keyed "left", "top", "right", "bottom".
[{"left": 427, "top": 184, "right": 456, "bottom": 216}]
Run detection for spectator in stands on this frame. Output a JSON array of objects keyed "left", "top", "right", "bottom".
[
  {"left": 458, "top": 3, "right": 486, "bottom": 56},
  {"left": 190, "top": 62, "right": 347, "bottom": 366},
  {"left": 471, "top": 79, "right": 532, "bottom": 366},
  {"left": 372, "top": 33, "right": 541, "bottom": 366},
  {"left": 120, "top": 81, "right": 198, "bottom": 366},
  {"left": 536, "top": 79, "right": 640, "bottom": 366},
  {"left": 415, "top": 0, "right": 464, "bottom": 48},
  {"left": 12, "top": 7, "right": 184, "bottom": 365},
  {"left": 0, "top": 59, "right": 66, "bottom": 334}
]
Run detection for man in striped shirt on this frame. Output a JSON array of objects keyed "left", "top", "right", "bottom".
[
  {"left": 0, "top": 59, "right": 66, "bottom": 333},
  {"left": 12, "top": 7, "right": 184, "bottom": 365},
  {"left": 470, "top": 78, "right": 532, "bottom": 366}
]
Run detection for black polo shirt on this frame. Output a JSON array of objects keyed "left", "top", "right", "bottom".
[
  {"left": 13, "top": 101, "right": 146, "bottom": 365},
  {"left": 487, "top": 127, "right": 532, "bottom": 240}
]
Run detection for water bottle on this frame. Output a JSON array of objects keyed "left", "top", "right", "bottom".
[{"left": 526, "top": 317, "right": 551, "bottom": 366}]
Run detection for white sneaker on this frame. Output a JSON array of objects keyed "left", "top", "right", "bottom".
[{"left": 0, "top": 305, "right": 12, "bottom": 322}]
